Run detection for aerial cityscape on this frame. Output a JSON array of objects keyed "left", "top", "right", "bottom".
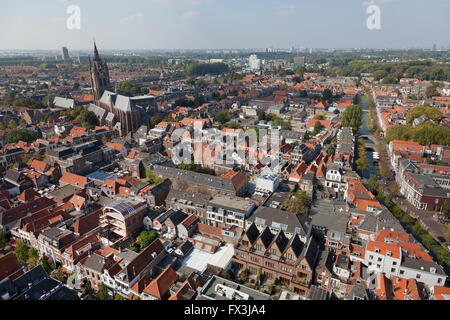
[{"left": 0, "top": 0, "right": 449, "bottom": 306}]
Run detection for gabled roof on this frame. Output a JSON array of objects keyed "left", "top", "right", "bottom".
[
  {"left": 257, "top": 226, "right": 274, "bottom": 249},
  {"left": 0, "top": 252, "right": 24, "bottom": 282},
  {"left": 269, "top": 230, "right": 289, "bottom": 253},
  {"left": 119, "top": 239, "right": 164, "bottom": 283},
  {"left": 142, "top": 266, "right": 179, "bottom": 299},
  {"left": 243, "top": 223, "right": 260, "bottom": 245}
]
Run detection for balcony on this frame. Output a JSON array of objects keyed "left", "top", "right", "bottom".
[{"left": 292, "top": 275, "right": 309, "bottom": 286}]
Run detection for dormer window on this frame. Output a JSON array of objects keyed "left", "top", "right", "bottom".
[
  {"left": 386, "top": 251, "right": 392, "bottom": 257},
  {"left": 375, "top": 247, "right": 380, "bottom": 253}
]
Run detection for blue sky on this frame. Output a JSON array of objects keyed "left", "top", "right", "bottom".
[{"left": 0, "top": 0, "right": 449, "bottom": 50}]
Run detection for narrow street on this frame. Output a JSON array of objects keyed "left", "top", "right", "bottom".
[{"left": 365, "top": 87, "right": 450, "bottom": 250}]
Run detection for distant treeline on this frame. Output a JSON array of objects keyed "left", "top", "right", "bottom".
[
  {"left": 103, "top": 55, "right": 168, "bottom": 66},
  {"left": 325, "top": 59, "right": 450, "bottom": 82},
  {"left": 0, "top": 56, "right": 65, "bottom": 67}
]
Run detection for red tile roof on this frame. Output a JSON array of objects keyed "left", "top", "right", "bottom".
[
  {"left": 142, "top": 266, "right": 179, "bottom": 299},
  {"left": 0, "top": 252, "right": 24, "bottom": 281}
]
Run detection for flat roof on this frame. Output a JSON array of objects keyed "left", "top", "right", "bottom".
[
  {"left": 199, "top": 275, "right": 270, "bottom": 301},
  {"left": 208, "top": 194, "right": 254, "bottom": 213}
]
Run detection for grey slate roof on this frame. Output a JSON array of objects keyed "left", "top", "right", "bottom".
[
  {"left": 247, "top": 206, "right": 311, "bottom": 237},
  {"left": 153, "top": 165, "right": 237, "bottom": 193},
  {"left": 88, "top": 103, "right": 106, "bottom": 120},
  {"left": 345, "top": 283, "right": 369, "bottom": 300},
  {"left": 115, "top": 95, "right": 137, "bottom": 112},
  {"left": 401, "top": 256, "right": 446, "bottom": 276},
  {"left": 306, "top": 285, "right": 328, "bottom": 300},
  {"left": 4, "top": 169, "right": 21, "bottom": 183},
  {"left": 53, "top": 97, "right": 75, "bottom": 109},
  {"left": 106, "top": 112, "right": 115, "bottom": 122},
  {"left": 83, "top": 253, "right": 107, "bottom": 273}
]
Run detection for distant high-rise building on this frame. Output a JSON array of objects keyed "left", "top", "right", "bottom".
[
  {"left": 432, "top": 44, "right": 437, "bottom": 51},
  {"left": 249, "top": 54, "right": 261, "bottom": 71},
  {"left": 61, "top": 47, "right": 70, "bottom": 60},
  {"left": 293, "top": 56, "right": 305, "bottom": 68}
]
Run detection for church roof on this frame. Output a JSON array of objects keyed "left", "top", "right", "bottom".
[
  {"left": 115, "top": 95, "right": 137, "bottom": 112},
  {"left": 99, "top": 90, "right": 116, "bottom": 106},
  {"left": 88, "top": 103, "right": 106, "bottom": 119},
  {"left": 106, "top": 112, "right": 115, "bottom": 122}
]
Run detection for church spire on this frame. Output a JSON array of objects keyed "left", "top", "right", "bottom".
[{"left": 93, "top": 40, "right": 100, "bottom": 60}]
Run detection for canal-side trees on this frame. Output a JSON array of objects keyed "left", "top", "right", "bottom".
[
  {"left": 340, "top": 104, "right": 362, "bottom": 132},
  {"left": 356, "top": 138, "right": 369, "bottom": 174}
]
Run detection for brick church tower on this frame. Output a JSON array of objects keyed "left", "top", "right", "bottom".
[{"left": 89, "top": 42, "right": 110, "bottom": 103}]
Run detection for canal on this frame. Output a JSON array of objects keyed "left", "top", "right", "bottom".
[{"left": 358, "top": 95, "right": 377, "bottom": 180}]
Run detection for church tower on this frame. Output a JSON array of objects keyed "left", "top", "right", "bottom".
[{"left": 89, "top": 42, "right": 110, "bottom": 103}]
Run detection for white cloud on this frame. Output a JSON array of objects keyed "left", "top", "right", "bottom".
[
  {"left": 181, "top": 10, "right": 199, "bottom": 20},
  {"left": 120, "top": 13, "right": 144, "bottom": 25}
]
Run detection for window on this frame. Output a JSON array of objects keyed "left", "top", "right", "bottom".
[
  {"left": 392, "top": 261, "right": 397, "bottom": 266},
  {"left": 400, "top": 270, "right": 405, "bottom": 275},
  {"left": 369, "top": 255, "right": 373, "bottom": 260},
  {"left": 416, "top": 274, "right": 421, "bottom": 279},
  {"left": 391, "top": 268, "right": 396, "bottom": 273},
  {"left": 377, "top": 257, "right": 382, "bottom": 262}
]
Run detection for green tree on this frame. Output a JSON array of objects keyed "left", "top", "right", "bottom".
[
  {"left": 76, "top": 110, "right": 99, "bottom": 129},
  {"left": 340, "top": 104, "right": 362, "bottom": 132},
  {"left": 98, "top": 282, "right": 109, "bottom": 300},
  {"left": 257, "top": 110, "right": 266, "bottom": 121},
  {"left": 7, "top": 128, "right": 38, "bottom": 143},
  {"left": 114, "top": 294, "right": 124, "bottom": 300},
  {"left": 443, "top": 198, "right": 450, "bottom": 218},
  {"left": 41, "top": 256, "right": 52, "bottom": 274},
  {"left": 27, "top": 248, "right": 39, "bottom": 268},
  {"left": 314, "top": 114, "right": 325, "bottom": 120},
  {"left": 373, "top": 70, "right": 388, "bottom": 81},
  {"left": 312, "top": 121, "right": 323, "bottom": 135},
  {"left": 56, "top": 266, "right": 65, "bottom": 282},
  {"left": 283, "top": 192, "right": 312, "bottom": 216},
  {"left": 322, "top": 89, "right": 333, "bottom": 103},
  {"left": 117, "top": 81, "right": 140, "bottom": 97},
  {"left": 0, "top": 228, "right": 7, "bottom": 249},
  {"left": 356, "top": 139, "right": 369, "bottom": 173},
  {"left": 214, "top": 110, "right": 231, "bottom": 124},
  {"left": 425, "top": 85, "right": 438, "bottom": 98},
  {"left": 84, "top": 280, "right": 94, "bottom": 295},
  {"left": 8, "top": 119, "right": 17, "bottom": 129},
  {"left": 445, "top": 225, "right": 450, "bottom": 239},
  {"left": 139, "top": 230, "right": 158, "bottom": 249},
  {"left": 405, "top": 105, "right": 442, "bottom": 124},
  {"left": 14, "top": 240, "right": 29, "bottom": 265},
  {"left": 140, "top": 87, "right": 149, "bottom": 95},
  {"left": 368, "top": 174, "right": 379, "bottom": 195}
]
